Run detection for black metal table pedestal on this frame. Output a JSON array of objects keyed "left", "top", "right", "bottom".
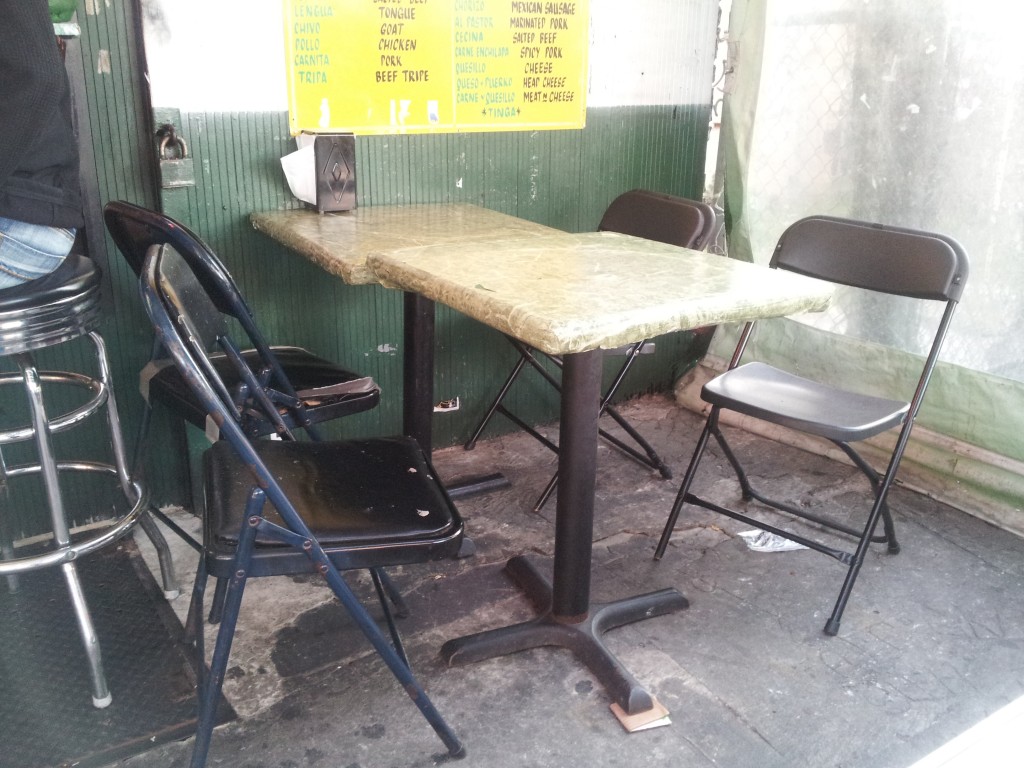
[
  {"left": 403, "top": 292, "right": 510, "bottom": 499},
  {"left": 440, "top": 351, "right": 689, "bottom": 716},
  {"left": 441, "top": 555, "right": 688, "bottom": 714}
]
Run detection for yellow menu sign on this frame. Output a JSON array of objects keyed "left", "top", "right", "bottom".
[{"left": 284, "top": 0, "right": 588, "bottom": 134}]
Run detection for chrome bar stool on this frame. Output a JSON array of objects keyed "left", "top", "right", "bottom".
[{"left": 0, "top": 253, "right": 146, "bottom": 708}]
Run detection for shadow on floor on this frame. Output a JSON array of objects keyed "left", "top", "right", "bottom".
[{"left": 119, "top": 393, "right": 1024, "bottom": 768}]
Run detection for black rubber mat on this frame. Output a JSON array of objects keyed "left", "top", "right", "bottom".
[{"left": 0, "top": 538, "right": 234, "bottom": 767}]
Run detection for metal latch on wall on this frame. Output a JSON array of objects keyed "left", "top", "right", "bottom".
[{"left": 156, "top": 123, "right": 195, "bottom": 189}]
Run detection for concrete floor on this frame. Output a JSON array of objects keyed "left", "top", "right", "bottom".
[{"left": 121, "top": 394, "right": 1024, "bottom": 768}]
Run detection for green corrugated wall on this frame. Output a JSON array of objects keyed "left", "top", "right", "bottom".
[{"left": 7, "top": 0, "right": 715, "bottom": 539}]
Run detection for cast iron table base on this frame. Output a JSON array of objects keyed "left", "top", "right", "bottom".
[{"left": 440, "top": 555, "right": 689, "bottom": 715}]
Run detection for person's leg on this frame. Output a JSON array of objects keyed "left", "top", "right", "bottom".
[{"left": 0, "top": 217, "right": 76, "bottom": 289}]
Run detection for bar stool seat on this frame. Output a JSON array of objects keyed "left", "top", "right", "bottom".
[{"left": 0, "top": 254, "right": 146, "bottom": 708}]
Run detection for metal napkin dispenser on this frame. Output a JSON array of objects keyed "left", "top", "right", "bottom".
[{"left": 313, "top": 134, "right": 356, "bottom": 213}]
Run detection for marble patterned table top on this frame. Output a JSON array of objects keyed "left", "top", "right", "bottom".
[
  {"left": 251, "top": 204, "right": 558, "bottom": 286},
  {"left": 368, "top": 230, "right": 833, "bottom": 355}
]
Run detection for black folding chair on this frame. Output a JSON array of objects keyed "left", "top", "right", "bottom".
[
  {"left": 140, "top": 242, "right": 465, "bottom": 767},
  {"left": 103, "top": 201, "right": 380, "bottom": 595},
  {"left": 464, "top": 189, "right": 721, "bottom": 511},
  {"left": 654, "top": 215, "right": 969, "bottom": 635}
]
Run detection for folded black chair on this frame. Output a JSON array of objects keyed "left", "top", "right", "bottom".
[
  {"left": 140, "top": 242, "right": 465, "bottom": 767},
  {"left": 103, "top": 201, "right": 380, "bottom": 594},
  {"left": 464, "top": 189, "right": 721, "bottom": 511},
  {"left": 654, "top": 215, "right": 968, "bottom": 635}
]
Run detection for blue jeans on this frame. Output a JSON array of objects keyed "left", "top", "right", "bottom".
[{"left": 0, "top": 216, "right": 75, "bottom": 289}]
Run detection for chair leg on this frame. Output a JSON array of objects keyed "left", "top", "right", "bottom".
[
  {"left": 824, "top": 491, "right": 893, "bottom": 636},
  {"left": 148, "top": 505, "right": 204, "bottom": 553},
  {"left": 532, "top": 343, "right": 672, "bottom": 512},
  {"left": 130, "top": 400, "right": 155, "bottom": 481},
  {"left": 190, "top": 496, "right": 264, "bottom": 768},
  {"left": 372, "top": 566, "right": 409, "bottom": 618},
  {"left": 208, "top": 576, "right": 228, "bottom": 624},
  {"left": 467, "top": 338, "right": 563, "bottom": 453},
  {"left": 654, "top": 411, "right": 718, "bottom": 560},
  {"left": 183, "top": 559, "right": 208, "bottom": 661},
  {"left": 835, "top": 442, "right": 901, "bottom": 554},
  {"left": 62, "top": 561, "right": 112, "bottom": 708},
  {"left": 303, "top": 543, "right": 463, "bottom": 756},
  {"left": 464, "top": 353, "right": 530, "bottom": 450},
  {"left": 600, "top": 404, "right": 674, "bottom": 478},
  {"left": 533, "top": 409, "right": 674, "bottom": 512},
  {"left": 191, "top": 563, "right": 251, "bottom": 768},
  {"left": 597, "top": 342, "right": 671, "bottom": 478},
  {"left": 533, "top": 472, "right": 558, "bottom": 513},
  {"left": 107, "top": 344, "right": 181, "bottom": 601},
  {"left": 371, "top": 568, "right": 409, "bottom": 667}
]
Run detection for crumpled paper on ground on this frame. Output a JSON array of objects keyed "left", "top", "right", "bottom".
[{"left": 737, "top": 529, "right": 808, "bottom": 552}]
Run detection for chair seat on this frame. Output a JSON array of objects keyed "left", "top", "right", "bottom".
[
  {"left": 144, "top": 346, "right": 380, "bottom": 435},
  {"left": 703, "top": 361, "right": 909, "bottom": 443},
  {"left": 203, "top": 436, "right": 462, "bottom": 574}
]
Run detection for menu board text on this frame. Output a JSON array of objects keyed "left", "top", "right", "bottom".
[{"left": 284, "top": 0, "right": 589, "bottom": 134}]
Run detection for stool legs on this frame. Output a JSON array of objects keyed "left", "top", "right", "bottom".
[
  {"left": 5, "top": 331, "right": 145, "bottom": 708},
  {"left": 92, "top": 334, "right": 180, "bottom": 600},
  {"left": 0, "top": 453, "right": 18, "bottom": 593},
  {"left": 18, "top": 350, "right": 113, "bottom": 707},
  {"left": 62, "top": 561, "right": 112, "bottom": 707},
  {"left": 137, "top": 511, "right": 180, "bottom": 599}
]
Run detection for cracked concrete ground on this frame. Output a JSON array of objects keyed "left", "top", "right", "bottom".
[{"left": 121, "top": 393, "right": 1024, "bottom": 767}]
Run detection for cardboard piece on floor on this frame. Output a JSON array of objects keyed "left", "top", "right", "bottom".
[{"left": 610, "top": 697, "right": 671, "bottom": 732}]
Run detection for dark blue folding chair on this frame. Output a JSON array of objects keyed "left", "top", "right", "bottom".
[
  {"left": 140, "top": 242, "right": 465, "bottom": 766},
  {"left": 103, "top": 201, "right": 380, "bottom": 597}
]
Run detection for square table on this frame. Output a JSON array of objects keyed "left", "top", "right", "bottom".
[
  {"left": 252, "top": 205, "right": 558, "bottom": 465},
  {"left": 366, "top": 228, "right": 833, "bottom": 715}
]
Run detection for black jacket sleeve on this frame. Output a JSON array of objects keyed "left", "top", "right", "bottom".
[{"left": 0, "top": 0, "right": 67, "bottom": 188}]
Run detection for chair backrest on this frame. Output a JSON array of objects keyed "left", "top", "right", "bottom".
[
  {"left": 104, "top": 200, "right": 306, "bottom": 415},
  {"left": 140, "top": 242, "right": 323, "bottom": 540},
  {"left": 736, "top": 215, "right": 969, "bottom": 446},
  {"left": 103, "top": 200, "right": 253, "bottom": 323},
  {"left": 141, "top": 242, "right": 300, "bottom": 440},
  {"left": 771, "top": 215, "right": 969, "bottom": 302},
  {"left": 598, "top": 189, "right": 720, "bottom": 250}
]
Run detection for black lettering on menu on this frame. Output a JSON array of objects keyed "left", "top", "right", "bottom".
[
  {"left": 373, "top": 0, "right": 432, "bottom": 86},
  {"left": 515, "top": 1, "right": 577, "bottom": 107}
]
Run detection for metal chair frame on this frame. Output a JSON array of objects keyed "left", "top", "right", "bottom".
[
  {"left": 103, "top": 201, "right": 380, "bottom": 598},
  {"left": 654, "top": 215, "right": 969, "bottom": 635},
  {"left": 141, "top": 242, "right": 464, "bottom": 767}
]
